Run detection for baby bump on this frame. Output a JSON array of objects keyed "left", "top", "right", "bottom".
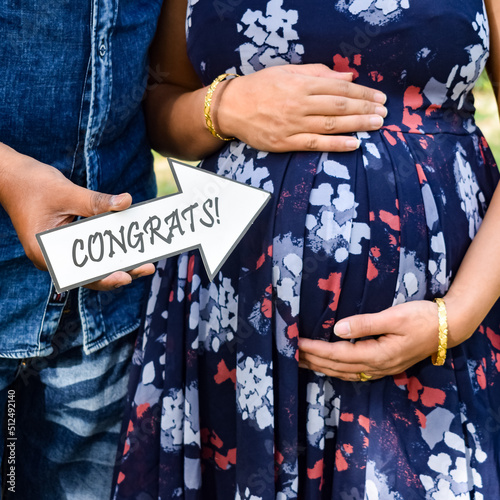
[
  {"left": 268, "top": 129, "right": 500, "bottom": 342},
  {"left": 199, "top": 132, "right": 498, "bottom": 346}
]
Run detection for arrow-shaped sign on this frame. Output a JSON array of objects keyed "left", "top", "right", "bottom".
[{"left": 37, "top": 159, "right": 271, "bottom": 293}]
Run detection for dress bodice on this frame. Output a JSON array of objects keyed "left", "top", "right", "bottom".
[{"left": 187, "top": 0, "right": 489, "bottom": 134}]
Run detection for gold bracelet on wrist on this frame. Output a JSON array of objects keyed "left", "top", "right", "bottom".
[
  {"left": 204, "top": 73, "right": 240, "bottom": 141},
  {"left": 432, "top": 297, "right": 448, "bottom": 366}
]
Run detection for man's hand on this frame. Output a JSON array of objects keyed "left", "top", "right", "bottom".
[{"left": 0, "top": 145, "right": 155, "bottom": 291}]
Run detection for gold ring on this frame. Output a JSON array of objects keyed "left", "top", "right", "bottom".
[{"left": 358, "top": 372, "right": 373, "bottom": 382}]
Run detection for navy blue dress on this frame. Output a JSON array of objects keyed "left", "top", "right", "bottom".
[{"left": 114, "top": 1, "right": 500, "bottom": 498}]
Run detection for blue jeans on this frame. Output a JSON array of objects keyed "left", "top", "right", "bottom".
[{"left": 0, "top": 293, "right": 135, "bottom": 499}]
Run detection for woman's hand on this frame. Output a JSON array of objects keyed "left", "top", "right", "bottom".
[
  {"left": 298, "top": 298, "right": 472, "bottom": 382},
  {"left": 145, "top": 0, "right": 389, "bottom": 160},
  {"left": 216, "top": 64, "right": 388, "bottom": 153}
]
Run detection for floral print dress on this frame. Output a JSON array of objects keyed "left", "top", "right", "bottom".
[{"left": 114, "top": 1, "right": 500, "bottom": 499}]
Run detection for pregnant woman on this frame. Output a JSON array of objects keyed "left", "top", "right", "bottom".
[{"left": 114, "top": 1, "right": 500, "bottom": 498}]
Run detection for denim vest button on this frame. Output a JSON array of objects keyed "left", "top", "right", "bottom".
[{"left": 99, "top": 43, "right": 106, "bottom": 57}]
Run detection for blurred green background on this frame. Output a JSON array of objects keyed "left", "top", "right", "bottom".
[
  {"left": 153, "top": 150, "right": 179, "bottom": 197},
  {"left": 474, "top": 72, "right": 500, "bottom": 161},
  {"left": 153, "top": 74, "right": 500, "bottom": 198}
]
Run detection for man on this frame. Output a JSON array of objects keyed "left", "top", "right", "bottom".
[{"left": 0, "top": 1, "right": 161, "bottom": 497}]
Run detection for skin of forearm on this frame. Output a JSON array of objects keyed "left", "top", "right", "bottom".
[
  {"left": 0, "top": 142, "right": 30, "bottom": 213},
  {"left": 443, "top": 0, "right": 500, "bottom": 348},
  {"left": 444, "top": 184, "right": 500, "bottom": 347},
  {"left": 145, "top": 82, "right": 226, "bottom": 161}
]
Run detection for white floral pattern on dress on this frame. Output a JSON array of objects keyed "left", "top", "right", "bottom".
[
  {"left": 453, "top": 143, "right": 485, "bottom": 240},
  {"left": 237, "top": 355, "right": 274, "bottom": 430},
  {"left": 191, "top": 277, "right": 238, "bottom": 352},
  {"left": 336, "top": 0, "right": 410, "bottom": 25},
  {"left": 217, "top": 143, "right": 274, "bottom": 193},
  {"left": 306, "top": 154, "right": 358, "bottom": 260},
  {"left": 235, "top": 0, "right": 304, "bottom": 74}
]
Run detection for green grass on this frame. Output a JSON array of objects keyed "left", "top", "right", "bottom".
[
  {"left": 474, "top": 72, "right": 500, "bottom": 164},
  {"left": 152, "top": 150, "right": 179, "bottom": 197},
  {"left": 153, "top": 77, "right": 500, "bottom": 197}
]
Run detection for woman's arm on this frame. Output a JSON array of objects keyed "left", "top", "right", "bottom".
[
  {"left": 145, "top": 0, "right": 387, "bottom": 161},
  {"left": 298, "top": 0, "right": 500, "bottom": 381}
]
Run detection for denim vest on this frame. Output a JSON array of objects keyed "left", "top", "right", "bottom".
[{"left": 0, "top": 0, "right": 163, "bottom": 357}]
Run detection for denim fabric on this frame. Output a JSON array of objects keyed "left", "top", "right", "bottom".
[
  {"left": 0, "top": 292, "right": 135, "bottom": 499},
  {"left": 0, "top": 0, "right": 163, "bottom": 356}
]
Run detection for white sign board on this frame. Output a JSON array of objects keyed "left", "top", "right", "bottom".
[{"left": 37, "top": 159, "right": 271, "bottom": 292}]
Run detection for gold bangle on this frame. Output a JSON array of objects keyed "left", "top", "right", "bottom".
[
  {"left": 204, "top": 73, "right": 239, "bottom": 141},
  {"left": 432, "top": 298, "right": 448, "bottom": 366}
]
